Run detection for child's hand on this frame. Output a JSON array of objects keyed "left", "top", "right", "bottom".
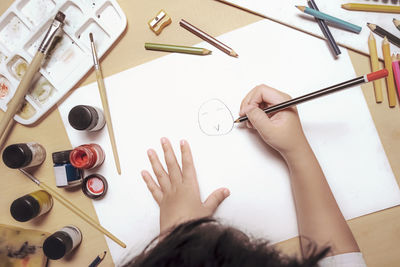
[
  {"left": 239, "top": 85, "right": 309, "bottom": 157},
  {"left": 141, "top": 138, "right": 230, "bottom": 233}
]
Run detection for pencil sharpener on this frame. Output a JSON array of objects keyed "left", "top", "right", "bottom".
[{"left": 148, "top": 10, "right": 172, "bottom": 35}]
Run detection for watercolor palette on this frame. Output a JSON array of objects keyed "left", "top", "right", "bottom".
[{"left": 0, "top": 0, "right": 126, "bottom": 124}]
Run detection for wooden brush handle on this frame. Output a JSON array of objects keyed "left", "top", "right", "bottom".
[{"left": 0, "top": 52, "right": 45, "bottom": 144}]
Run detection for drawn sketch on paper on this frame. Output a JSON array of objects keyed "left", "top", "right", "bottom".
[{"left": 198, "top": 99, "right": 234, "bottom": 136}]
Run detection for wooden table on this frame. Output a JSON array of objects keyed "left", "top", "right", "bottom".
[{"left": 0, "top": 0, "right": 399, "bottom": 266}]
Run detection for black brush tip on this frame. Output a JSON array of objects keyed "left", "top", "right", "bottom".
[
  {"left": 89, "top": 32, "right": 94, "bottom": 42},
  {"left": 55, "top": 11, "right": 66, "bottom": 23}
]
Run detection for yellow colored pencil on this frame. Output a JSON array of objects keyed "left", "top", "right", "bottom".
[
  {"left": 367, "top": 33, "right": 383, "bottom": 103},
  {"left": 342, "top": 3, "right": 400, "bottom": 13},
  {"left": 382, "top": 37, "right": 397, "bottom": 107}
]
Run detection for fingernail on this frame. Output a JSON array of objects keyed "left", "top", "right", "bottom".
[
  {"left": 161, "top": 137, "right": 168, "bottom": 145},
  {"left": 147, "top": 149, "right": 153, "bottom": 157},
  {"left": 224, "top": 189, "right": 230, "bottom": 197},
  {"left": 180, "top": 139, "right": 186, "bottom": 146},
  {"left": 141, "top": 170, "right": 147, "bottom": 177}
]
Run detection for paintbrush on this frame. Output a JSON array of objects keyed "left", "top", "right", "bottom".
[
  {"left": 89, "top": 33, "right": 121, "bottom": 174},
  {"left": 0, "top": 12, "right": 65, "bottom": 146}
]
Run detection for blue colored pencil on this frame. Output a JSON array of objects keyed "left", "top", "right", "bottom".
[{"left": 296, "top": 5, "right": 362, "bottom": 34}]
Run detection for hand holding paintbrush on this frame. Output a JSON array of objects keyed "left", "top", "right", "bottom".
[{"left": 0, "top": 12, "right": 66, "bottom": 146}]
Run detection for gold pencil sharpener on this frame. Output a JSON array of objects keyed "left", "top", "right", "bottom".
[{"left": 148, "top": 10, "right": 172, "bottom": 35}]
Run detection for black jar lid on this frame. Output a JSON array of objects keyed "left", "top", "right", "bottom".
[
  {"left": 68, "top": 105, "right": 97, "bottom": 131},
  {"left": 43, "top": 231, "right": 72, "bottom": 260},
  {"left": 10, "top": 195, "right": 40, "bottom": 222},
  {"left": 2, "top": 143, "right": 33, "bottom": 169},
  {"left": 52, "top": 150, "right": 72, "bottom": 164}
]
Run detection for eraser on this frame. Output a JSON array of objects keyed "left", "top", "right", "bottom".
[{"left": 148, "top": 10, "right": 172, "bottom": 35}]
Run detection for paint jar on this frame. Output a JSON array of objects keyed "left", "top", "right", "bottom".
[
  {"left": 82, "top": 174, "right": 108, "bottom": 199},
  {"left": 10, "top": 190, "right": 53, "bottom": 222},
  {"left": 69, "top": 144, "right": 105, "bottom": 169},
  {"left": 52, "top": 150, "right": 83, "bottom": 188},
  {"left": 68, "top": 105, "right": 105, "bottom": 131},
  {"left": 43, "top": 225, "right": 82, "bottom": 260},
  {"left": 2, "top": 142, "right": 46, "bottom": 169}
]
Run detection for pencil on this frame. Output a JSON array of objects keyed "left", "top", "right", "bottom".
[
  {"left": 307, "top": 0, "right": 341, "bottom": 56},
  {"left": 90, "top": 33, "right": 122, "bottom": 175},
  {"left": 296, "top": 6, "right": 362, "bottom": 33},
  {"left": 382, "top": 37, "right": 397, "bottom": 107},
  {"left": 144, "top": 43, "right": 211, "bottom": 55},
  {"left": 391, "top": 54, "right": 400, "bottom": 103},
  {"left": 89, "top": 251, "right": 107, "bottom": 267},
  {"left": 342, "top": 3, "right": 400, "bottom": 14},
  {"left": 179, "top": 19, "right": 238, "bottom": 57},
  {"left": 393, "top": 18, "right": 400, "bottom": 31},
  {"left": 368, "top": 32, "right": 383, "bottom": 103},
  {"left": 19, "top": 169, "right": 126, "bottom": 248},
  {"left": 0, "top": 12, "right": 65, "bottom": 146},
  {"left": 234, "top": 69, "right": 388, "bottom": 123},
  {"left": 367, "top": 23, "right": 400, "bottom": 48}
]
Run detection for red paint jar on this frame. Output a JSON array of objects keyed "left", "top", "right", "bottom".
[{"left": 69, "top": 144, "right": 105, "bottom": 169}]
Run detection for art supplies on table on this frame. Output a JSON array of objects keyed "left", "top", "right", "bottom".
[
  {"left": 145, "top": 43, "right": 212, "bottom": 55},
  {"left": 68, "top": 105, "right": 106, "bottom": 132},
  {"left": 0, "top": 0, "right": 126, "bottom": 125},
  {"left": 179, "top": 19, "right": 238, "bottom": 57},
  {"left": 82, "top": 174, "right": 108, "bottom": 200},
  {"left": 18, "top": 169, "right": 126, "bottom": 248},
  {"left": 393, "top": 19, "right": 400, "bottom": 32},
  {"left": 296, "top": 6, "right": 361, "bottom": 33},
  {"left": 90, "top": 33, "right": 121, "bottom": 174},
  {"left": 2, "top": 142, "right": 46, "bottom": 169},
  {"left": 234, "top": 69, "right": 388, "bottom": 123},
  {"left": 10, "top": 190, "right": 53, "bottom": 222},
  {"left": 58, "top": 20, "right": 400, "bottom": 263},
  {"left": 148, "top": 10, "right": 171, "bottom": 35},
  {"left": 70, "top": 143, "right": 105, "bottom": 169},
  {"left": 368, "top": 33, "right": 383, "bottom": 103},
  {"left": 342, "top": 3, "right": 400, "bottom": 14},
  {"left": 382, "top": 37, "right": 397, "bottom": 107},
  {"left": 218, "top": 0, "right": 400, "bottom": 58},
  {"left": 391, "top": 55, "right": 400, "bottom": 101},
  {"left": 43, "top": 225, "right": 82, "bottom": 260},
  {"left": 368, "top": 23, "right": 400, "bottom": 48},
  {"left": 0, "top": 224, "right": 49, "bottom": 267},
  {"left": 52, "top": 150, "right": 83, "bottom": 188},
  {"left": 307, "top": 0, "right": 340, "bottom": 57},
  {"left": 89, "top": 251, "right": 107, "bottom": 267}
]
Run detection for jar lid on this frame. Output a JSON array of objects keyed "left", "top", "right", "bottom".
[
  {"left": 10, "top": 195, "right": 40, "bottom": 222},
  {"left": 43, "top": 231, "right": 71, "bottom": 260},
  {"left": 52, "top": 150, "right": 72, "bottom": 164},
  {"left": 68, "top": 105, "right": 96, "bottom": 131},
  {"left": 82, "top": 174, "right": 108, "bottom": 199},
  {"left": 2, "top": 143, "right": 32, "bottom": 169}
]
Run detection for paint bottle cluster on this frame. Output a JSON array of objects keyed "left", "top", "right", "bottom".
[{"left": 1, "top": 104, "right": 110, "bottom": 261}]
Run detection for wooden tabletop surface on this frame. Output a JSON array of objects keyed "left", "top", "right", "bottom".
[{"left": 0, "top": 0, "right": 399, "bottom": 266}]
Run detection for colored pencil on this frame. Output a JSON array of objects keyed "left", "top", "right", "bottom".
[
  {"left": 144, "top": 43, "right": 211, "bottom": 55},
  {"left": 179, "top": 19, "right": 238, "bottom": 57},
  {"left": 90, "top": 33, "right": 122, "bottom": 175},
  {"left": 342, "top": 3, "right": 400, "bottom": 14},
  {"left": 89, "top": 251, "right": 107, "bottom": 267},
  {"left": 382, "top": 37, "right": 397, "bottom": 107},
  {"left": 393, "top": 18, "right": 400, "bottom": 31},
  {"left": 234, "top": 69, "right": 388, "bottom": 123},
  {"left": 367, "top": 23, "right": 400, "bottom": 48},
  {"left": 296, "top": 6, "right": 362, "bottom": 33},
  {"left": 368, "top": 32, "right": 383, "bottom": 103},
  {"left": 307, "top": 0, "right": 341, "bottom": 56},
  {"left": 19, "top": 169, "right": 126, "bottom": 248},
  {"left": 391, "top": 54, "right": 400, "bottom": 102}
]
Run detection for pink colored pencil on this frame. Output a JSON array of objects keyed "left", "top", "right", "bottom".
[{"left": 392, "top": 54, "right": 400, "bottom": 100}]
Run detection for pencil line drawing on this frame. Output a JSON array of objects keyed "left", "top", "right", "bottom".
[{"left": 198, "top": 99, "right": 234, "bottom": 136}]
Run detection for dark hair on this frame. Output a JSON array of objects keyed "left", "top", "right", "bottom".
[{"left": 121, "top": 217, "right": 330, "bottom": 267}]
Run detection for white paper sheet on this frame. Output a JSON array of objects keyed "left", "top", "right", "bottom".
[
  {"left": 224, "top": 0, "right": 400, "bottom": 58},
  {"left": 58, "top": 20, "right": 400, "bottom": 265}
]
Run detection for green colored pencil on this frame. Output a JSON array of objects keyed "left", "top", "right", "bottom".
[{"left": 144, "top": 43, "right": 211, "bottom": 55}]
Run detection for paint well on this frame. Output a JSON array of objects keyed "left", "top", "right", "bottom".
[
  {"left": 96, "top": 2, "right": 121, "bottom": 33},
  {"left": 8, "top": 56, "right": 28, "bottom": 80},
  {"left": 0, "top": 51, "right": 8, "bottom": 64},
  {"left": 29, "top": 75, "right": 56, "bottom": 105},
  {"left": 0, "top": 76, "right": 11, "bottom": 99},
  {"left": 17, "top": 100, "right": 36, "bottom": 119},
  {"left": 60, "top": 2, "right": 84, "bottom": 30},
  {"left": 76, "top": 19, "right": 110, "bottom": 52},
  {"left": 18, "top": 0, "right": 56, "bottom": 26},
  {"left": 0, "top": 13, "right": 30, "bottom": 52}
]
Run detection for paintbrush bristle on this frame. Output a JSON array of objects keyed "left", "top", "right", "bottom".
[
  {"left": 55, "top": 11, "right": 66, "bottom": 23},
  {"left": 89, "top": 33, "right": 94, "bottom": 43}
]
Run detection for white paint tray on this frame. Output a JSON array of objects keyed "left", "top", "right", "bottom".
[{"left": 0, "top": 0, "right": 127, "bottom": 124}]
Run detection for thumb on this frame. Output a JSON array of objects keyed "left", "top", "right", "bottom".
[
  {"left": 246, "top": 107, "right": 272, "bottom": 132},
  {"left": 203, "top": 188, "right": 230, "bottom": 212}
]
